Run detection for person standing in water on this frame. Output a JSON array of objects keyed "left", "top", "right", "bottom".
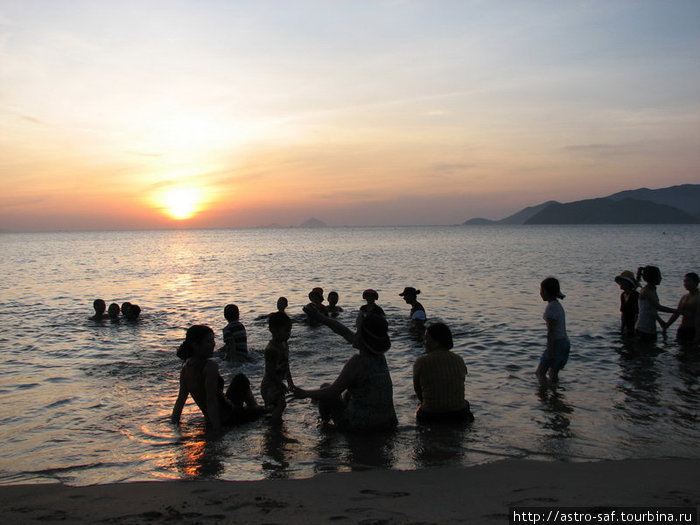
[
  {"left": 399, "top": 287, "right": 426, "bottom": 324},
  {"left": 536, "top": 277, "right": 570, "bottom": 384},
  {"left": 614, "top": 270, "right": 639, "bottom": 337},
  {"left": 634, "top": 266, "right": 677, "bottom": 342},
  {"left": 664, "top": 272, "right": 699, "bottom": 346}
]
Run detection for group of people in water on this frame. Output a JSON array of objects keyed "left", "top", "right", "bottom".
[
  {"left": 169, "top": 286, "right": 473, "bottom": 434},
  {"left": 90, "top": 299, "right": 141, "bottom": 322},
  {"left": 615, "top": 267, "right": 699, "bottom": 347},
  {"left": 102, "top": 266, "right": 695, "bottom": 436}
]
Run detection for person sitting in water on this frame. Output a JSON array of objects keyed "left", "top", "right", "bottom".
[
  {"left": 359, "top": 289, "right": 385, "bottom": 318},
  {"left": 327, "top": 291, "right": 343, "bottom": 317},
  {"left": 664, "top": 272, "right": 699, "bottom": 346},
  {"left": 293, "top": 308, "right": 398, "bottom": 433},
  {"left": 91, "top": 299, "right": 106, "bottom": 321},
  {"left": 399, "top": 287, "right": 426, "bottom": 323},
  {"left": 107, "top": 303, "right": 121, "bottom": 322},
  {"left": 413, "top": 323, "right": 474, "bottom": 424},
  {"left": 171, "top": 325, "right": 264, "bottom": 432},
  {"left": 305, "top": 287, "right": 329, "bottom": 324},
  {"left": 614, "top": 270, "right": 639, "bottom": 336},
  {"left": 221, "top": 303, "right": 248, "bottom": 360}
]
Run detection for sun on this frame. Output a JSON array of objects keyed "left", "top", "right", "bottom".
[{"left": 159, "top": 187, "right": 201, "bottom": 220}]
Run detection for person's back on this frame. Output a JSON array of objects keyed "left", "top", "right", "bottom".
[
  {"left": 342, "top": 353, "right": 397, "bottom": 431},
  {"left": 413, "top": 350, "right": 467, "bottom": 413},
  {"left": 180, "top": 357, "right": 227, "bottom": 423},
  {"left": 222, "top": 304, "right": 248, "bottom": 358}
]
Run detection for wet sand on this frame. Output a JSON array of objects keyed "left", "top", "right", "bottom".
[{"left": 0, "top": 459, "right": 698, "bottom": 524}]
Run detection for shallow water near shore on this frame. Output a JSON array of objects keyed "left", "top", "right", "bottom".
[{"left": 0, "top": 225, "right": 698, "bottom": 486}]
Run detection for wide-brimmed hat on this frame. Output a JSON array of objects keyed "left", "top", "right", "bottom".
[
  {"left": 399, "top": 286, "right": 420, "bottom": 297},
  {"left": 614, "top": 270, "right": 638, "bottom": 288}
]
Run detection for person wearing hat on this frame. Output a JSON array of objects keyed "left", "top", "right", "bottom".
[
  {"left": 614, "top": 270, "right": 640, "bottom": 337},
  {"left": 306, "top": 287, "right": 329, "bottom": 323},
  {"left": 292, "top": 308, "right": 398, "bottom": 433},
  {"left": 399, "top": 286, "right": 426, "bottom": 323},
  {"left": 359, "top": 289, "right": 385, "bottom": 318}
]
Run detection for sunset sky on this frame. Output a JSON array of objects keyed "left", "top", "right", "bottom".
[{"left": 1, "top": 1, "right": 699, "bottom": 231}]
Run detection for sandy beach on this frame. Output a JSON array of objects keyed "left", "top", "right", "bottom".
[{"left": 0, "top": 459, "right": 697, "bottom": 524}]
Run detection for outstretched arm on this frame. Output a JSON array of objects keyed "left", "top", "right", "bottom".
[
  {"left": 293, "top": 355, "right": 361, "bottom": 400},
  {"left": 304, "top": 305, "right": 355, "bottom": 344}
]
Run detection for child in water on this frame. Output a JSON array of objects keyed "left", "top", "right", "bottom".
[
  {"left": 327, "top": 291, "right": 343, "bottom": 317},
  {"left": 614, "top": 270, "right": 639, "bottom": 336},
  {"left": 222, "top": 304, "right": 248, "bottom": 360},
  {"left": 536, "top": 277, "right": 570, "bottom": 384},
  {"left": 261, "top": 312, "right": 295, "bottom": 420}
]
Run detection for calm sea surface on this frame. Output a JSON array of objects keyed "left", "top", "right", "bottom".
[{"left": 0, "top": 225, "right": 698, "bottom": 486}]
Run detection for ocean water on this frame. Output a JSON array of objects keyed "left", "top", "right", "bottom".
[{"left": 0, "top": 225, "right": 698, "bottom": 486}]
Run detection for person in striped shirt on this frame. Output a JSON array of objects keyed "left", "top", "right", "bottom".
[{"left": 413, "top": 323, "right": 473, "bottom": 424}]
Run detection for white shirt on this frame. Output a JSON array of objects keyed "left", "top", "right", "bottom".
[{"left": 543, "top": 300, "right": 568, "bottom": 340}]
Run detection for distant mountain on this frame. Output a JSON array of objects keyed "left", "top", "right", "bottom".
[
  {"left": 463, "top": 201, "right": 559, "bottom": 225},
  {"left": 525, "top": 198, "right": 699, "bottom": 224},
  {"left": 498, "top": 201, "right": 560, "bottom": 225},
  {"left": 606, "top": 184, "right": 700, "bottom": 218},
  {"left": 463, "top": 184, "right": 700, "bottom": 225},
  {"left": 299, "top": 217, "right": 327, "bottom": 228},
  {"left": 463, "top": 217, "right": 496, "bottom": 225}
]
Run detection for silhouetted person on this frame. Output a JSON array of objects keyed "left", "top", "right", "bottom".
[
  {"left": 108, "top": 303, "right": 121, "bottom": 322},
  {"left": 665, "top": 272, "right": 699, "bottom": 346},
  {"left": 614, "top": 270, "right": 639, "bottom": 336},
  {"left": 294, "top": 307, "right": 397, "bottom": 433},
  {"left": 327, "top": 291, "right": 343, "bottom": 317},
  {"left": 399, "top": 286, "right": 426, "bottom": 323},
  {"left": 222, "top": 304, "right": 248, "bottom": 360},
  {"left": 261, "top": 312, "right": 295, "bottom": 421},
  {"left": 413, "top": 323, "right": 473, "bottom": 424},
  {"left": 634, "top": 266, "right": 677, "bottom": 342},
  {"left": 91, "top": 299, "right": 106, "bottom": 320},
  {"left": 171, "top": 325, "right": 265, "bottom": 433},
  {"left": 536, "top": 277, "right": 570, "bottom": 384}
]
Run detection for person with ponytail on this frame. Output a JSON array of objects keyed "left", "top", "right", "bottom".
[
  {"left": 293, "top": 308, "right": 397, "bottom": 433},
  {"left": 536, "top": 277, "right": 570, "bottom": 384},
  {"left": 634, "top": 266, "right": 677, "bottom": 342},
  {"left": 171, "top": 325, "right": 264, "bottom": 432}
]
